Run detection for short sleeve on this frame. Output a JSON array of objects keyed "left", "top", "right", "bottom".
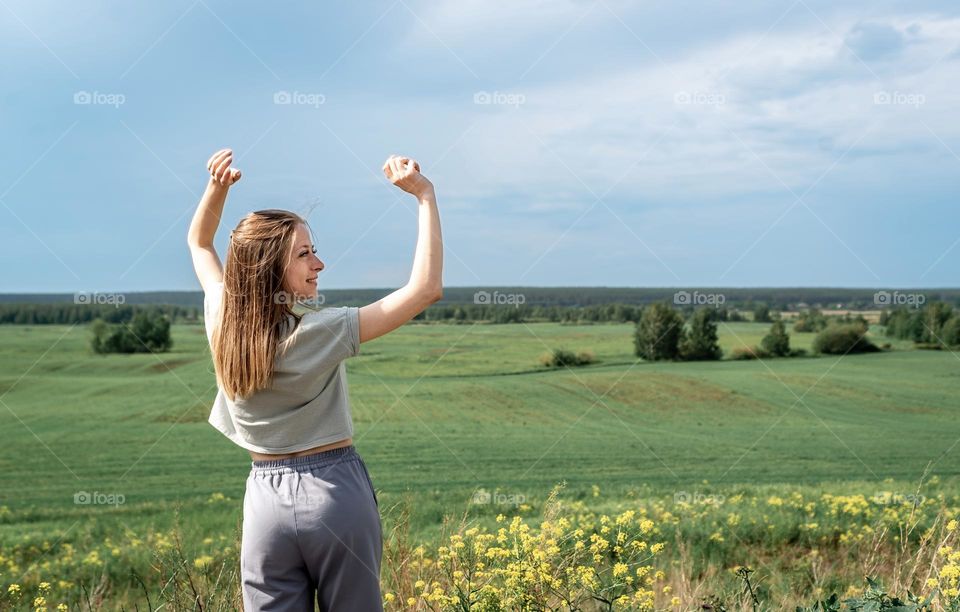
[
  {"left": 289, "top": 306, "right": 360, "bottom": 367},
  {"left": 203, "top": 281, "right": 224, "bottom": 344}
]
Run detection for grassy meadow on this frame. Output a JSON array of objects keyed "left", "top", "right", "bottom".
[{"left": 1, "top": 319, "right": 959, "bottom": 609}]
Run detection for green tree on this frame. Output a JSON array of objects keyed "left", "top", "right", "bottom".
[
  {"left": 679, "top": 308, "right": 723, "bottom": 361},
  {"left": 753, "top": 304, "right": 771, "bottom": 323},
  {"left": 761, "top": 319, "right": 791, "bottom": 357},
  {"left": 634, "top": 302, "right": 684, "bottom": 361},
  {"left": 794, "top": 309, "right": 827, "bottom": 333},
  {"left": 941, "top": 316, "right": 960, "bottom": 348},
  {"left": 131, "top": 310, "right": 172, "bottom": 351},
  {"left": 883, "top": 307, "right": 923, "bottom": 341},
  {"left": 922, "top": 301, "right": 953, "bottom": 344},
  {"left": 90, "top": 318, "right": 109, "bottom": 354}
]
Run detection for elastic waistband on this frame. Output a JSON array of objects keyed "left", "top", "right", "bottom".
[{"left": 250, "top": 444, "right": 359, "bottom": 473}]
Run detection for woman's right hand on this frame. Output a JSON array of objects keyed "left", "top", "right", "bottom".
[
  {"left": 206, "top": 148, "right": 241, "bottom": 187},
  {"left": 382, "top": 155, "right": 433, "bottom": 198}
]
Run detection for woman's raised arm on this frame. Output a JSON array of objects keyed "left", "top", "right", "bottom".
[
  {"left": 358, "top": 155, "right": 443, "bottom": 344},
  {"left": 187, "top": 149, "right": 241, "bottom": 292}
]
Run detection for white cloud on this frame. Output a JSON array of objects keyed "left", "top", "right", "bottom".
[{"left": 415, "top": 13, "right": 960, "bottom": 206}]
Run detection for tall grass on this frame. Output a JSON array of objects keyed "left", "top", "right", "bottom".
[{"left": 3, "top": 478, "right": 960, "bottom": 610}]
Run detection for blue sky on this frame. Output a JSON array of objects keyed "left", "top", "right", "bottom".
[{"left": 1, "top": 0, "right": 958, "bottom": 292}]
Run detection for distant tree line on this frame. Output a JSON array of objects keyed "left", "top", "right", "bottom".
[
  {"left": 0, "top": 303, "right": 199, "bottom": 325},
  {"left": 4, "top": 297, "right": 960, "bottom": 350},
  {"left": 881, "top": 302, "right": 960, "bottom": 348},
  {"left": 299, "top": 286, "right": 960, "bottom": 311},
  {"left": 412, "top": 303, "right": 748, "bottom": 324},
  {"left": 1, "top": 300, "right": 744, "bottom": 326},
  {"left": 413, "top": 303, "right": 645, "bottom": 324},
  {"left": 0, "top": 303, "right": 178, "bottom": 354},
  {"left": 0, "top": 299, "right": 747, "bottom": 326}
]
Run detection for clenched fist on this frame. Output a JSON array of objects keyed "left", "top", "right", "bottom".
[{"left": 382, "top": 155, "right": 433, "bottom": 198}]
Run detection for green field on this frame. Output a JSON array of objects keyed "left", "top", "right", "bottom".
[{"left": 1, "top": 320, "right": 957, "bottom": 550}]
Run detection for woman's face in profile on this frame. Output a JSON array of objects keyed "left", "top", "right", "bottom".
[{"left": 284, "top": 223, "right": 324, "bottom": 299}]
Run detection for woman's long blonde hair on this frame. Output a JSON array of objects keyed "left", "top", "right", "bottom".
[{"left": 211, "top": 209, "right": 307, "bottom": 401}]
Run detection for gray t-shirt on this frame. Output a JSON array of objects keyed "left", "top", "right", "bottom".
[{"left": 203, "top": 281, "right": 361, "bottom": 454}]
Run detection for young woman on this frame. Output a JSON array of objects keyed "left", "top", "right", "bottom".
[{"left": 186, "top": 148, "right": 442, "bottom": 611}]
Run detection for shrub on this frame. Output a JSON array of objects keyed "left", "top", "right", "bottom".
[
  {"left": 539, "top": 348, "right": 595, "bottom": 368},
  {"left": 812, "top": 323, "right": 879, "bottom": 355},
  {"left": 730, "top": 345, "right": 769, "bottom": 360},
  {"left": 91, "top": 310, "right": 172, "bottom": 354}
]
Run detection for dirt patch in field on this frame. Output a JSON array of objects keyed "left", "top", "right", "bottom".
[{"left": 558, "top": 372, "right": 775, "bottom": 415}]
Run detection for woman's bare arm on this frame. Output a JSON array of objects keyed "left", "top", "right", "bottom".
[
  {"left": 358, "top": 156, "right": 443, "bottom": 344},
  {"left": 187, "top": 149, "right": 241, "bottom": 291}
]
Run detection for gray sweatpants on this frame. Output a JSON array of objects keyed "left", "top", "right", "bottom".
[{"left": 241, "top": 445, "right": 383, "bottom": 611}]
